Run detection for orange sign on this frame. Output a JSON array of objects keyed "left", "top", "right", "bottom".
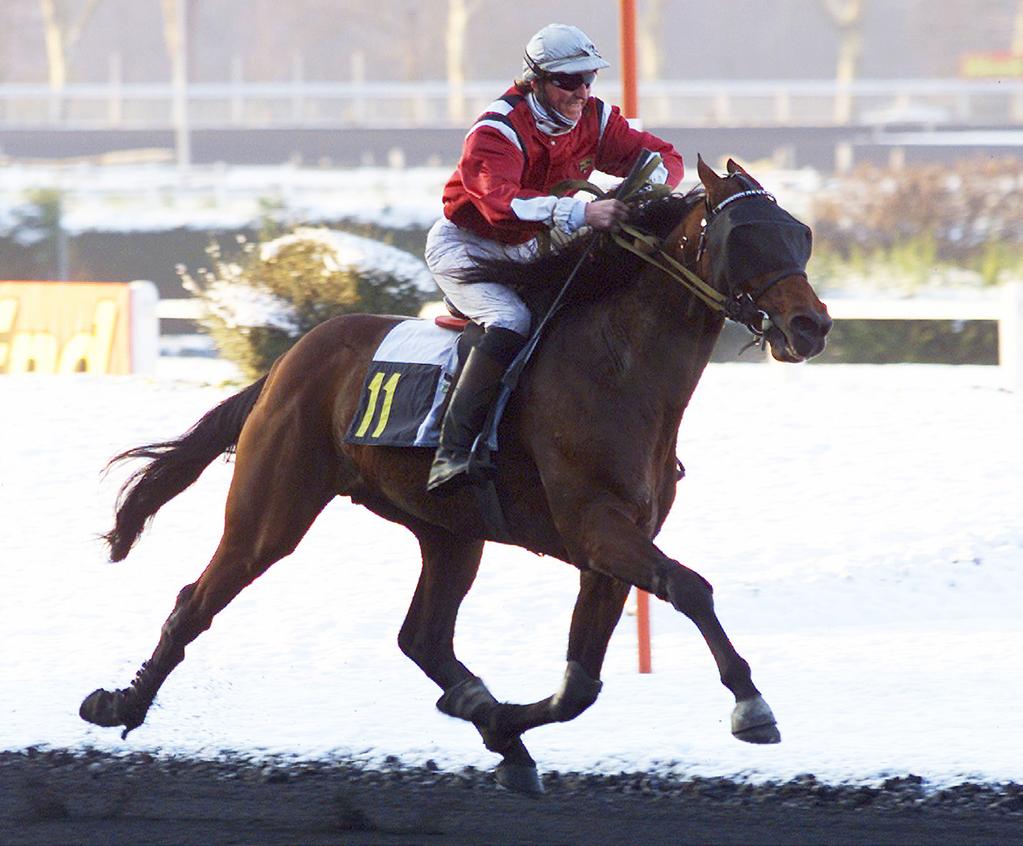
[
  {"left": 0, "top": 281, "right": 133, "bottom": 374},
  {"left": 959, "top": 52, "right": 1023, "bottom": 79}
]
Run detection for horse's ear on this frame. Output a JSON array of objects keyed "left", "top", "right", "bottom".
[
  {"left": 726, "top": 158, "right": 748, "bottom": 175},
  {"left": 697, "top": 154, "right": 721, "bottom": 188}
]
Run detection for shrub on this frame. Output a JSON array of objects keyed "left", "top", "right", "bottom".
[
  {"left": 180, "top": 226, "right": 438, "bottom": 379},
  {"left": 810, "top": 157, "right": 1023, "bottom": 290},
  {"left": 814, "top": 319, "right": 998, "bottom": 365},
  {"left": 3, "top": 189, "right": 67, "bottom": 279}
]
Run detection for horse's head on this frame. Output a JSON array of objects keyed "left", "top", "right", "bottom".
[{"left": 692, "top": 156, "right": 831, "bottom": 362}]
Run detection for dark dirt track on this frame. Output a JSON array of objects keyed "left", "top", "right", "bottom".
[{"left": 3, "top": 750, "right": 1022, "bottom": 846}]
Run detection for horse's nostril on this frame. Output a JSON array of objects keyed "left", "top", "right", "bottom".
[
  {"left": 791, "top": 313, "right": 831, "bottom": 337},
  {"left": 785, "top": 311, "right": 831, "bottom": 359}
]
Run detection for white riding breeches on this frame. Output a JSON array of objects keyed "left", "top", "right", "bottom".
[{"left": 424, "top": 218, "right": 536, "bottom": 336}]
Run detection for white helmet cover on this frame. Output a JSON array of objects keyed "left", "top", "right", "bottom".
[{"left": 522, "top": 23, "right": 610, "bottom": 79}]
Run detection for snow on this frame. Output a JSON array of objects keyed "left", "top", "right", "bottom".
[
  {"left": 261, "top": 226, "right": 437, "bottom": 294},
  {"left": 1, "top": 160, "right": 1019, "bottom": 787},
  {"left": 0, "top": 164, "right": 449, "bottom": 234},
  {"left": 0, "top": 162, "right": 818, "bottom": 236},
  {"left": 2, "top": 356, "right": 1020, "bottom": 789},
  {"left": 185, "top": 278, "right": 302, "bottom": 335}
]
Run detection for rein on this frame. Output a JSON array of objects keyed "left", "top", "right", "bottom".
[{"left": 477, "top": 166, "right": 785, "bottom": 462}]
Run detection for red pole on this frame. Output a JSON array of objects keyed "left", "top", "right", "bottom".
[
  {"left": 619, "top": 0, "right": 639, "bottom": 120},
  {"left": 620, "top": 0, "right": 652, "bottom": 674},
  {"left": 636, "top": 587, "right": 652, "bottom": 674}
]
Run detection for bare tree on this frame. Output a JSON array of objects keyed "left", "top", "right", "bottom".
[
  {"left": 446, "top": 0, "right": 481, "bottom": 123},
  {"left": 637, "top": 0, "right": 667, "bottom": 122},
  {"left": 159, "top": 0, "right": 191, "bottom": 170},
  {"left": 38, "top": 0, "right": 102, "bottom": 114},
  {"left": 1013, "top": 0, "right": 1023, "bottom": 53},
  {"left": 822, "top": 0, "right": 864, "bottom": 124},
  {"left": 1009, "top": 0, "right": 1023, "bottom": 121},
  {"left": 638, "top": 0, "right": 665, "bottom": 81}
]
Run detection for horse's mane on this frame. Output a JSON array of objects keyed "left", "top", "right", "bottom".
[{"left": 464, "top": 187, "right": 706, "bottom": 313}]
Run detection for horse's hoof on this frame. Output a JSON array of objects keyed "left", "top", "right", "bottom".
[
  {"left": 79, "top": 688, "right": 125, "bottom": 727},
  {"left": 733, "top": 722, "right": 782, "bottom": 744},
  {"left": 495, "top": 762, "right": 545, "bottom": 797},
  {"left": 80, "top": 688, "right": 147, "bottom": 738},
  {"left": 731, "top": 695, "right": 781, "bottom": 745},
  {"left": 436, "top": 676, "right": 497, "bottom": 723}
]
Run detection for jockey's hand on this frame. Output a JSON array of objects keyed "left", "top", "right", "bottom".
[{"left": 584, "top": 199, "right": 629, "bottom": 231}]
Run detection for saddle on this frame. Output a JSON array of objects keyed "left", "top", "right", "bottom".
[
  {"left": 341, "top": 304, "right": 513, "bottom": 538},
  {"left": 343, "top": 302, "right": 485, "bottom": 449}
]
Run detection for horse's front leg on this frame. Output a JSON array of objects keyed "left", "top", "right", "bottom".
[
  {"left": 559, "top": 499, "right": 781, "bottom": 745},
  {"left": 400, "top": 525, "right": 545, "bottom": 795}
]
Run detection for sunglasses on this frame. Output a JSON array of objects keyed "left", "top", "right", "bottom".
[{"left": 547, "top": 71, "right": 597, "bottom": 91}]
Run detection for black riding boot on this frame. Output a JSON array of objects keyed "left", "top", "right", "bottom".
[{"left": 427, "top": 326, "right": 526, "bottom": 492}]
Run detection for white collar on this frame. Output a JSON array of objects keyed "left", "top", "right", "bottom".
[{"left": 526, "top": 91, "right": 578, "bottom": 136}]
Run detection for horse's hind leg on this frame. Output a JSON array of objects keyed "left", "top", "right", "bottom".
[
  {"left": 464, "top": 570, "right": 631, "bottom": 757},
  {"left": 80, "top": 416, "right": 336, "bottom": 736},
  {"left": 397, "top": 525, "right": 542, "bottom": 796}
]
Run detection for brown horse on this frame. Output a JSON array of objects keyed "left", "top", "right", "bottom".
[{"left": 80, "top": 157, "right": 831, "bottom": 796}]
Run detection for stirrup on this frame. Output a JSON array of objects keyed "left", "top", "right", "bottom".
[{"left": 427, "top": 436, "right": 495, "bottom": 492}]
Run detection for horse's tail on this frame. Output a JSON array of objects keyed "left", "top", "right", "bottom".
[{"left": 103, "top": 374, "right": 269, "bottom": 562}]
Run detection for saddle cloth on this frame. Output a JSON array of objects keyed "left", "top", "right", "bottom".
[{"left": 344, "top": 319, "right": 462, "bottom": 448}]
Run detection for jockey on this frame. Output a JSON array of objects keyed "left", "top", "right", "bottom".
[{"left": 425, "top": 22, "right": 685, "bottom": 491}]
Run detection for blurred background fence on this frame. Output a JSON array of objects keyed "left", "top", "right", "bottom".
[{"left": 3, "top": 77, "right": 1023, "bottom": 129}]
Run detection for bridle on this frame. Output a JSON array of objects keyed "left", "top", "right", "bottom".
[
  {"left": 611, "top": 176, "right": 781, "bottom": 338},
  {"left": 551, "top": 166, "right": 808, "bottom": 342},
  {"left": 493, "top": 168, "right": 802, "bottom": 431},
  {"left": 693, "top": 172, "right": 809, "bottom": 328}
]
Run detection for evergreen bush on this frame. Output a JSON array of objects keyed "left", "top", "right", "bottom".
[
  {"left": 180, "top": 226, "right": 438, "bottom": 379},
  {"left": 4, "top": 189, "right": 67, "bottom": 279}
]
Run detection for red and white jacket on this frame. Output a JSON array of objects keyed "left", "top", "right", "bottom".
[{"left": 442, "top": 86, "right": 685, "bottom": 245}]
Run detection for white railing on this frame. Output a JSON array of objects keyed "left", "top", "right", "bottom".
[
  {"left": 822, "top": 283, "right": 1023, "bottom": 389},
  {"left": 155, "top": 284, "right": 1023, "bottom": 389},
  {"left": 5, "top": 77, "right": 1023, "bottom": 130},
  {"left": 155, "top": 298, "right": 204, "bottom": 320},
  {"left": 823, "top": 298, "right": 1002, "bottom": 321}
]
